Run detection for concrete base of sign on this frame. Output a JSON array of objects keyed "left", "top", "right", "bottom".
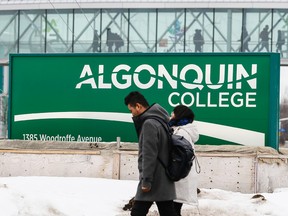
[{"left": 0, "top": 140, "right": 287, "bottom": 193}]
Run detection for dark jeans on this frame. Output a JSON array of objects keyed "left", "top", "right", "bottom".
[
  {"left": 174, "top": 202, "right": 183, "bottom": 216},
  {"left": 131, "top": 200, "right": 177, "bottom": 216}
]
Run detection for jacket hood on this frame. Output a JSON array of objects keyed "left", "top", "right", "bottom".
[
  {"left": 132, "top": 103, "right": 170, "bottom": 137},
  {"left": 174, "top": 122, "right": 199, "bottom": 144}
]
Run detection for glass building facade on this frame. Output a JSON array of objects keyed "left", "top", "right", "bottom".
[
  {"left": 1, "top": 8, "right": 288, "bottom": 59},
  {"left": 1, "top": 1, "right": 288, "bottom": 145}
]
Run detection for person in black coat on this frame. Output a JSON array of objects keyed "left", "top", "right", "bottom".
[
  {"left": 276, "top": 30, "right": 285, "bottom": 57},
  {"left": 92, "top": 30, "right": 100, "bottom": 52},
  {"left": 124, "top": 91, "right": 177, "bottom": 216},
  {"left": 239, "top": 26, "right": 250, "bottom": 52},
  {"left": 193, "top": 29, "right": 204, "bottom": 52},
  {"left": 259, "top": 25, "right": 270, "bottom": 52}
]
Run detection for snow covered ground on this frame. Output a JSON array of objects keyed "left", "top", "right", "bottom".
[{"left": 0, "top": 176, "right": 287, "bottom": 216}]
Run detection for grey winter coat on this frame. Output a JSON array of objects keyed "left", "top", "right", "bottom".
[{"left": 132, "top": 103, "right": 176, "bottom": 201}]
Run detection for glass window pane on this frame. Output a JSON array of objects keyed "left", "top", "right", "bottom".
[
  {"left": 46, "top": 9, "right": 73, "bottom": 53},
  {"left": 102, "top": 9, "right": 128, "bottom": 53},
  {"left": 0, "top": 11, "right": 18, "bottom": 58},
  {"left": 245, "top": 9, "right": 272, "bottom": 52},
  {"left": 157, "top": 9, "right": 185, "bottom": 53},
  {"left": 74, "top": 9, "right": 101, "bottom": 53},
  {"left": 273, "top": 9, "right": 288, "bottom": 58},
  {"left": 214, "top": 9, "right": 242, "bottom": 52},
  {"left": 214, "top": 9, "right": 228, "bottom": 52},
  {"left": 230, "top": 10, "right": 243, "bottom": 52},
  {"left": 19, "top": 10, "right": 46, "bottom": 53},
  {"left": 186, "top": 9, "right": 213, "bottom": 53},
  {"left": 129, "top": 9, "right": 156, "bottom": 53}
]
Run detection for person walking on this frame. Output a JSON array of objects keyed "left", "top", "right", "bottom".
[
  {"left": 193, "top": 29, "right": 204, "bottom": 52},
  {"left": 276, "top": 30, "right": 285, "bottom": 57},
  {"left": 106, "top": 28, "right": 114, "bottom": 52},
  {"left": 168, "top": 105, "right": 199, "bottom": 216},
  {"left": 92, "top": 30, "right": 100, "bottom": 52},
  {"left": 124, "top": 91, "right": 177, "bottom": 216},
  {"left": 259, "top": 25, "right": 270, "bottom": 52},
  {"left": 239, "top": 26, "right": 250, "bottom": 52}
]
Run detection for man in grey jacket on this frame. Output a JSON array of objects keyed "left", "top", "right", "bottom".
[{"left": 124, "top": 91, "right": 177, "bottom": 216}]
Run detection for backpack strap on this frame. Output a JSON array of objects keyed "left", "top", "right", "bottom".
[
  {"left": 147, "top": 116, "right": 173, "bottom": 136},
  {"left": 177, "top": 126, "right": 201, "bottom": 174},
  {"left": 145, "top": 116, "right": 171, "bottom": 169}
]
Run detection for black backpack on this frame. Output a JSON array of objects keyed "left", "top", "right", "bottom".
[{"left": 150, "top": 117, "right": 195, "bottom": 182}]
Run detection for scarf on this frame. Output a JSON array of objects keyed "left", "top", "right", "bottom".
[{"left": 168, "top": 118, "right": 192, "bottom": 127}]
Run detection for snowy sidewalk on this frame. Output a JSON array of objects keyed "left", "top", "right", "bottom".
[{"left": 0, "top": 176, "right": 287, "bottom": 216}]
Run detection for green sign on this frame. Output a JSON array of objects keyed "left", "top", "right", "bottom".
[{"left": 9, "top": 53, "right": 280, "bottom": 149}]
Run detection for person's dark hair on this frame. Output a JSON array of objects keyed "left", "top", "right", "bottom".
[
  {"left": 173, "top": 105, "right": 195, "bottom": 122},
  {"left": 124, "top": 91, "right": 149, "bottom": 108}
]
